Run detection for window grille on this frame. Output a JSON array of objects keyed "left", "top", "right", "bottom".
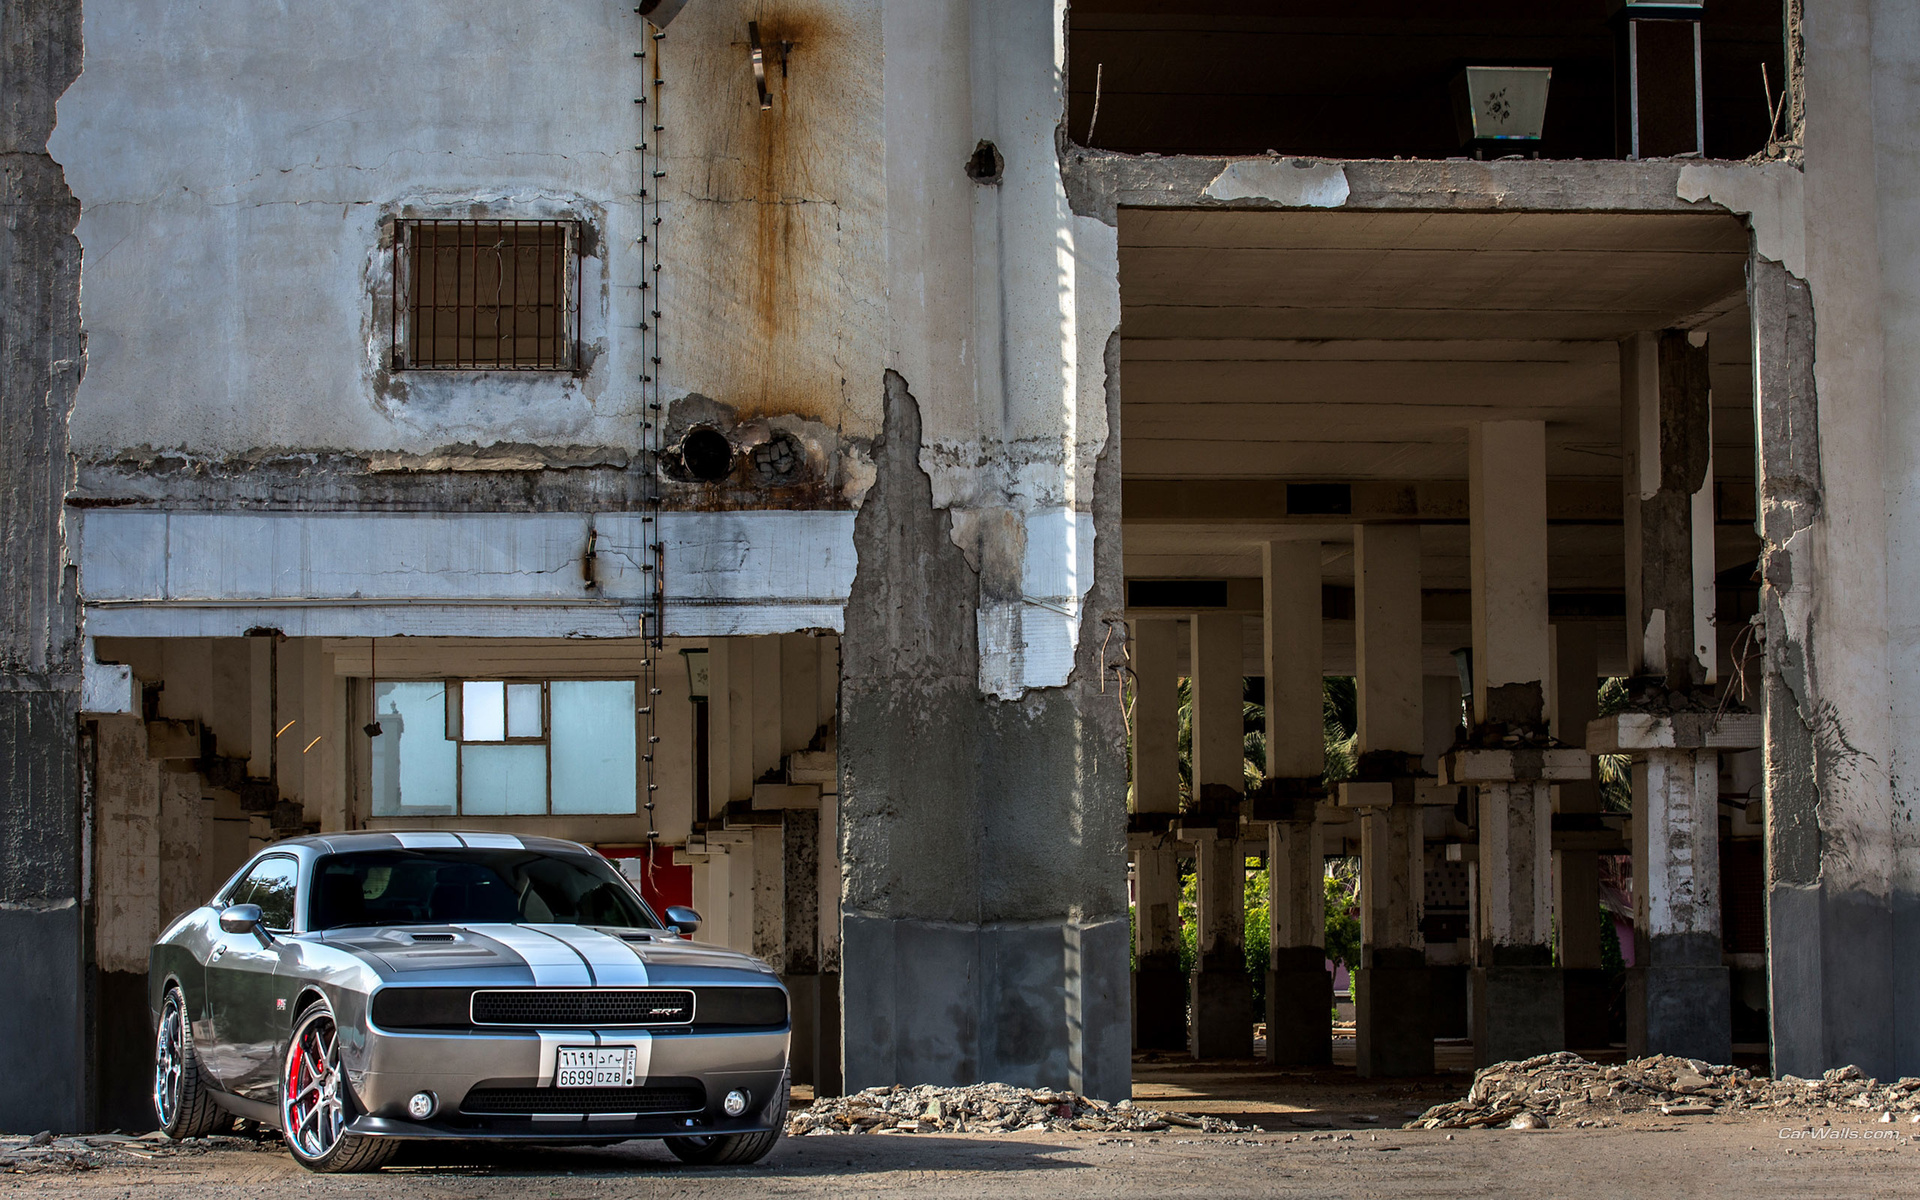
[{"left": 392, "top": 220, "right": 581, "bottom": 371}]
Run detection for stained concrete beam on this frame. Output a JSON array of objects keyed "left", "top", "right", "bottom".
[{"left": 1065, "top": 150, "right": 1716, "bottom": 224}]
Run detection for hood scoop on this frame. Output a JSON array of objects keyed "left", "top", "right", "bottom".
[{"left": 375, "top": 928, "right": 464, "bottom": 946}]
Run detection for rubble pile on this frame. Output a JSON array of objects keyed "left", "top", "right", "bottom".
[
  {"left": 788, "top": 1083, "right": 1257, "bottom": 1136},
  {"left": 1409, "top": 1052, "right": 1920, "bottom": 1130},
  {"left": 0, "top": 1130, "right": 279, "bottom": 1173}
]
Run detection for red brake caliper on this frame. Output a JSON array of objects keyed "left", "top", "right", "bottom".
[{"left": 287, "top": 1040, "right": 306, "bottom": 1141}]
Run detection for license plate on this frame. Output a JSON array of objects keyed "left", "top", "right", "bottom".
[{"left": 555, "top": 1046, "right": 637, "bottom": 1089}]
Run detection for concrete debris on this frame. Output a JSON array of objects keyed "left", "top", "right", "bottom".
[
  {"left": 0, "top": 1132, "right": 280, "bottom": 1174},
  {"left": 1408, "top": 1053, "right": 1920, "bottom": 1130},
  {"left": 788, "top": 1084, "right": 1258, "bottom": 1137}
]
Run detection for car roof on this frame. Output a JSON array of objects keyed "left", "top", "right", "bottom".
[{"left": 266, "top": 831, "right": 597, "bottom": 857}]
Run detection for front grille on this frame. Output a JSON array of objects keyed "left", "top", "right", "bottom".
[
  {"left": 460, "top": 1080, "right": 706, "bottom": 1116},
  {"left": 470, "top": 988, "right": 695, "bottom": 1027}
]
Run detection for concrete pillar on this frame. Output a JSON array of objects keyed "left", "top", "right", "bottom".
[
  {"left": 1266, "top": 816, "right": 1329, "bottom": 1063},
  {"left": 1185, "top": 611, "right": 1251, "bottom": 1057},
  {"left": 1189, "top": 612, "right": 1245, "bottom": 808},
  {"left": 1, "top": 6, "right": 85, "bottom": 1128},
  {"left": 1131, "top": 833, "right": 1184, "bottom": 1050},
  {"left": 1620, "top": 331, "right": 1716, "bottom": 688},
  {"left": 780, "top": 808, "right": 825, "bottom": 1088},
  {"left": 1349, "top": 525, "right": 1432, "bottom": 1076},
  {"left": 1259, "top": 541, "right": 1331, "bottom": 1064},
  {"left": 1550, "top": 622, "right": 1609, "bottom": 1048},
  {"left": 1129, "top": 617, "right": 1185, "bottom": 1050},
  {"left": 1630, "top": 749, "right": 1729, "bottom": 1061},
  {"left": 1598, "top": 330, "right": 1740, "bottom": 1063},
  {"left": 1445, "top": 420, "right": 1577, "bottom": 1068},
  {"left": 751, "top": 636, "right": 782, "bottom": 782},
  {"left": 1183, "top": 827, "right": 1253, "bottom": 1058},
  {"left": 725, "top": 639, "right": 753, "bottom": 806},
  {"left": 839, "top": 376, "right": 1130, "bottom": 1101},
  {"left": 781, "top": 633, "right": 821, "bottom": 753}
]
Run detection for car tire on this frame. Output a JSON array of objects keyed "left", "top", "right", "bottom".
[
  {"left": 154, "top": 984, "right": 231, "bottom": 1139},
  {"left": 279, "top": 998, "right": 398, "bottom": 1174},
  {"left": 664, "top": 1083, "right": 787, "bottom": 1166}
]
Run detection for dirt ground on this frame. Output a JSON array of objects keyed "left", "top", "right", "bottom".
[{"left": 13, "top": 1052, "right": 1920, "bottom": 1199}]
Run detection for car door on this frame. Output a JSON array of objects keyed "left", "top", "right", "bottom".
[{"left": 205, "top": 854, "right": 302, "bottom": 1098}]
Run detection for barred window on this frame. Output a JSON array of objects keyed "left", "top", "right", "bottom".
[{"left": 392, "top": 220, "right": 580, "bottom": 371}]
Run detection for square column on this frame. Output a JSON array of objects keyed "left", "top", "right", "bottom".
[
  {"left": 1129, "top": 618, "right": 1186, "bottom": 1050},
  {"left": 1348, "top": 525, "right": 1432, "bottom": 1076},
  {"left": 1591, "top": 711, "right": 1758, "bottom": 1063},
  {"left": 1189, "top": 612, "right": 1246, "bottom": 808},
  {"left": 1550, "top": 622, "right": 1610, "bottom": 1048},
  {"left": 1259, "top": 540, "right": 1331, "bottom": 1064},
  {"left": 1445, "top": 420, "right": 1581, "bottom": 1068},
  {"left": 1598, "top": 330, "right": 1744, "bottom": 1062},
  {"left": 1181, "top": 825, "right": 1253, "bottom": 1058},
  {"left": 1185, "top": 611, "right": 1251, "bottom": 1058}
]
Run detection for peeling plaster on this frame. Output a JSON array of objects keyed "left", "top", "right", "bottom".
[
  {"left": 1677, "top": 162, "right": 1807, "bottom": 278},
  {"left": 1202, "top": 159, "right": 1351, "bottom": 207}
]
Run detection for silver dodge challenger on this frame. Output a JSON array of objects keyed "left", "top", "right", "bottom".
[{"left": 148, "top": 831, "right": 789, "bottom": 1172}]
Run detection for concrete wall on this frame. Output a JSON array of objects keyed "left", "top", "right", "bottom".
[
  {"left": 49, "top": 0, "right": 885, "bottom": 485},
  {"left": 1759, "top": 0, "right": 1917, "bottom": 1080}
]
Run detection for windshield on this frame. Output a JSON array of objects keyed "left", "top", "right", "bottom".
[{"left": 308, "top": 848, "right": 661, "bottom": 931}]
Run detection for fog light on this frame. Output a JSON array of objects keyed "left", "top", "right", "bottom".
[
  {"left": 723, "top": 1089, "right": 750, "bottom": 1117},
  {"left": 407, "top": 1091, "right": 437, "bottom": 1120}
]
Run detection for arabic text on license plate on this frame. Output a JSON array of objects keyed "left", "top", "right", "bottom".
[{"left": 555, "top": 1046, "right": 637, "bottom": 1089}]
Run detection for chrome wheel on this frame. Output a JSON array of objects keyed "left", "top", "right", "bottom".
[
  {"left": 282, "top": 1006, "right": 346, "bottom": 1161},
  {"left": 153, "top": 993, "right": 185, "bottom": 1128}
]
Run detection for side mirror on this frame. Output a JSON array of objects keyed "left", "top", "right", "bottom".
[
  {"left": 220, "top": 903, "right": 265, "bottom": 937},
  {"left": 662, "top": 906, "right": 701, "bottom": 936}
]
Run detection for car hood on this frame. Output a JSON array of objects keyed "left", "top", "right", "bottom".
[{"left": 317, "top": 924, "right": 779, "bottom": 988}]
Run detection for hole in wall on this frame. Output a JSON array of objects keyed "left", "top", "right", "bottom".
[
  {"left": 680, "top": 427, "right": 735, "bottom": 482},
  {"left": 966, "top": 140, "right": 1004, "bottom": 185},
  {"left": 750, "top": 433, "right": 804, "bottom": 484}
]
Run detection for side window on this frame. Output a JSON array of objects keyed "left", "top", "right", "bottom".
[{"left": 230, "top": 857, "right": 300, "bottom": 932}]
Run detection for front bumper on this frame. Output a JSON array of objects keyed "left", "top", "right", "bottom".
[{"left": 346, "top": 1024, "right": 789, "bottom": 1141}]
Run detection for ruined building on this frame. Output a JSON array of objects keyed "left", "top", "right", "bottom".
[{"left": 2, "top": 0, "right": 1910, "bottom": 1132}]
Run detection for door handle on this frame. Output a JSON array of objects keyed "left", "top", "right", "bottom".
[{"left": 210, "top": 943, "right": 227, "bottom": 962}]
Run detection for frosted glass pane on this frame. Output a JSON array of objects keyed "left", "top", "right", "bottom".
[
  {"left": 463, "top": 680, "right": 506, "bottom": 742},
  {"left": 370, "top": 683, "right": 457, "bottom": 816},
  {"left": 461, "top": 744, "right": 547, "bottom": 815},
  {"left": 549, "top": 681, "right": 637, "bottom": 815},
  {"left": 507, "top": 683, "right": 544, "bottom": 738}
]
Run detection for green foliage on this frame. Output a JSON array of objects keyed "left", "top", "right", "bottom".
[
  {"left": 1323, "top": 858, "right": 1361, "bottom": 974},
  {"left": 1599, "top": 903, "right": 1626, "bottom": 977},
  {"left": 1322, "top": 676, "right": 1358, "bottom": 790},
  {"left": 1595, "top": 677, "right": 1633, "bottom": 813},
  {"left": 1245, "top": 861, "right": 1271, "bottom": 1011},
  {"left": 1177, "top": 858, "right": 1197, "bottom": 977}
]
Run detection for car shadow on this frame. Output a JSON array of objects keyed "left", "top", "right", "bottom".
[{"left": 384, "top": 1134, "right": 1096, "bottom": 1176}]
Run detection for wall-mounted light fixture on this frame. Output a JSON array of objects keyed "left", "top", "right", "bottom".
[{"left": 1452, "top": 66, "right": 1553, "bottom": 152}]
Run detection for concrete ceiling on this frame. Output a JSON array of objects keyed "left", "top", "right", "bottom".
[{"left": 1116, "top": 207, "right": 1760, "bottom": 589}]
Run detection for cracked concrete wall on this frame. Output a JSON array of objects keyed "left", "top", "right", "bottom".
[
  {"left": 1690, "top": 0, "right": 1920, "bottom": 1080},
  {"left": 49, "top": 0, "right": 885, "bottom": 503},
  {"left": 2, "top": 0, "right": 86, "bottom": 1133},
  {"left": 836, "top": 0, "right": 1128, "bottom": 1099},
  {"left": 886, "top": 0, "right": 1117, "bottom": 701}
]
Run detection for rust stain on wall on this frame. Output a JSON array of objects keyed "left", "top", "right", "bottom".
[{"left": 669, "top": 0, "right": 884, "bottom": 441}]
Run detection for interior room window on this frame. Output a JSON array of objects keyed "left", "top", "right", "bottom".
[
  {"left": 392, "top": 219, "right": 580, "bottom": 371},
  {"left": 370, "top": 679, "right": 638, "bottom": 817}
]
